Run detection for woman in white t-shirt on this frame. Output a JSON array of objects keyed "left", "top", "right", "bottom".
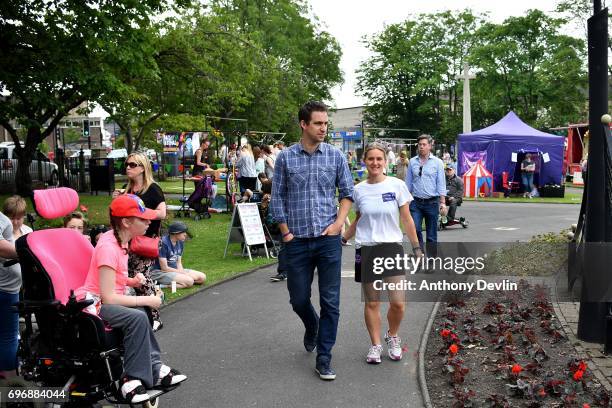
[{"left": 342, "top": 143, "right": 422, "bottom": 364}]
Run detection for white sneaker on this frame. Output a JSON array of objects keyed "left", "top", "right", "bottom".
[
  {"left": 385, "top": 331, "right": 403, "bottom": 361},
  {"left": 155, "top": 365, "right": 187, "bottom": 388},
  {"left": 121, "top": 378, "right": 150, "bottom": 404},
  {"left": 366, "top": 344, "right": 383, "bottom": 364}
]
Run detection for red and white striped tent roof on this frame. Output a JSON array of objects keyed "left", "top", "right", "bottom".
[{"left": 463, "top": 160, "right": 493, "bottom": 198}]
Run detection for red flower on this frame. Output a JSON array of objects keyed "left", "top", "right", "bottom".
[
  {"left": 578, "top": 361, "right": 587, "bottom": 372},
  {"left": 511, "top": 364, "right": 523, "bottom": 374},
  {"left": 449, "top": 344, "right": 459, "bottom": 354},
  {"left": 573, "top": 370, "right": 584, "bottom": 381},
  {"left": 583, "top": 404, "right": 590, "bottom": 408},
  {"left": 450, "top": 333, "right": 459, "bottom": 341},
  {"left": 441, "top": 329, "right": 451, "bottom": 337},
  {"left": 80, "top": 204, "right": 89, "bottom": 213}
]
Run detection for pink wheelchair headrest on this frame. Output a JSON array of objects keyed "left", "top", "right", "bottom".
[
  {"left": 26, "top": 229, "right": 93, "bottom": 304},
  {"left": 33, "top": 188, "right": 79, "bottom": 219}
]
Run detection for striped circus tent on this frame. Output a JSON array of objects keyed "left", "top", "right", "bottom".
[{"left": 463, "top": 160, "right": 493, "bottom": 198}]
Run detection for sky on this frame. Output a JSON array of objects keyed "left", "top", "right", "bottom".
[{"left": 306, "top": 0, "right": 581, "bottom": 109}]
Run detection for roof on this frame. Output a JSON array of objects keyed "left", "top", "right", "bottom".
[
  {"left": 464, "top": 160, "right": 492, "bottom": 178},
  {"left": 459, "top": 111, "right": 562, "bottom": 142}
]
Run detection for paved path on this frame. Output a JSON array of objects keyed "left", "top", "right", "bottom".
[{"left": 157, "top": 201, "right": 580, "bottom": 408}]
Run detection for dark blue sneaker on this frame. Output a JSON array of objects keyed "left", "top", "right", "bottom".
[
  {"left": 315, "top": 360, "right": 336, "bottom": 381},
  {"left": 303, "top": 328, "right": 317, "bottom": 352}
]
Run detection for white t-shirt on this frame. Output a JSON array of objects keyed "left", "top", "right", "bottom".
[{"left": 353, "top": 176, "right": 413, "bottom": 247}]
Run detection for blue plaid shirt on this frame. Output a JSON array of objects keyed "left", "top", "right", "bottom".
[{"left": 271, "top": 142, "right": 354, "bottom": 238}]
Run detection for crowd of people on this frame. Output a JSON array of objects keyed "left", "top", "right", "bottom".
[{"left": 0, "top": 100, "right": 474, "bottom": 396}]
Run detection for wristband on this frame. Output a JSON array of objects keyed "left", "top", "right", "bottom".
[
  {"left": 412, "top": 246, "right": 423, "bottom": 252},
  {"left": 341, "top": 237, "right": 348, "bottom": 244},
  {"left": 282, "top": 231, "right": 292, "bottom": 238}
]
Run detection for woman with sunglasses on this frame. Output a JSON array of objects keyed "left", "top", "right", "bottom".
[{"left": 113, "top": 152, "right": 166, "bottom": 330}]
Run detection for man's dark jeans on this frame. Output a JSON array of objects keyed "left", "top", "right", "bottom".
[
  {"left": 410, "top": 198, "right": 439, "bottom": 247},
  {"left": 284, "top": 235, "right": 342, "bottom": 363}
]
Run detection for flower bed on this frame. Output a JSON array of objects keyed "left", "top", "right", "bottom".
[{"left": 424, "top": 280, "right": 610, "bottom": 407}]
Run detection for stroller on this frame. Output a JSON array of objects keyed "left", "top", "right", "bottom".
[
  {"left": 180, "top": 175, "right": 214, "bottom": 220},
  {"left": 7, "top": 188, "right": 180, "bottom": 407}
]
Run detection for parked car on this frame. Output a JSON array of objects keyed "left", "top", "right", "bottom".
[
  {"left": 69, "top": 149, "right": 92, "bottom": 158},
  {"left": 107, "top": 148, "right": 128, "bottom": 159},
  {"left": 0, "top": 142, "right": 59, "bottom": 186}
]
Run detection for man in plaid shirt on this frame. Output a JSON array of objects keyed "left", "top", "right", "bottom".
[{"left": 271, "top": 101, "right": 354, "bottom": 381}]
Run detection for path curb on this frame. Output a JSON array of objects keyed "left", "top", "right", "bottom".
[
  {"left": 160, "top": 262, "right": 276, "bottom": 310},
  {"left": 551, "top": 279, "right": 612, "bottom": 392},
  {"left": 418, "top": 300, "right": 440, "bottom": 408}
]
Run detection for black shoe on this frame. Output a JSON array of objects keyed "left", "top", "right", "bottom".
[
  {"left": 270, "top": 273, "right": 286, "bottom": 282},
  {"left": 315, "top": 359, "right": 336, "bottom": 381},
  {"left": 304, "top": 329, "right": 318, "bottom": 353}
]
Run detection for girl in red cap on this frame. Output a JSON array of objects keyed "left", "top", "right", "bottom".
[{"left": 76, "top": 195, "right": 186, "bottom": 404}]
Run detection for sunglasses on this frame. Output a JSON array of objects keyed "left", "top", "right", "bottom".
[
  {"left": 418, "top": 165, "right": 423, "bottom": 177},
  {"left": 126, "top": 162, "right": 141, "bottom": 169}
]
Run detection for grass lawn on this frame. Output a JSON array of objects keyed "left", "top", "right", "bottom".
[
  {"left": 464, "top": 192, "right": 582, "bottom": 204},
  {"left": 157, "top": 178, "right": 229, "bottom": 197},
  {"left": 4, "top": 192, "right": 275, "bottom": 304}
]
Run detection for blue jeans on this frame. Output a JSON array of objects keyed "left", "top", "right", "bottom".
[
  {"left": 409, "top": 199, "right": 439, "bottom": 247},
  {"left": 284, "top": 235, "right": 342, "bottom": 363},
  {"left": 522, "top": 173, "right": 534, "bottom": 193},
  {"left": 277, "top": 240, "right": 288, "bottom": 277},
  {"left": 0, "top": 290, "right": 19, "bottom": 371}
]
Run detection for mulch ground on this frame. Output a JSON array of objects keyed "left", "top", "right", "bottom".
[{"left": 424, "top": 279, "right": 610, "bottom": 407}]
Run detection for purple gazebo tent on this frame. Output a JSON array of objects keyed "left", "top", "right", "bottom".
[{"left": 457, "top": 111, "right": 564, "bottom": 192}]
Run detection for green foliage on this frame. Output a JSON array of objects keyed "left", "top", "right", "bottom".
[
  {"left": 38, "top": 141, "right": 50, "bottom": 154},
  {"left": 357, "top": 10, "right": 486, "bottom": 143},
  {"left": 470, "top": 10, "right": 586, "bottom": 129},
  {"left": 357, "top": 8, "right": 587, "bottom": 144},
  {"left": 0, "top": 0, "right": 190, "bottom": 195}
]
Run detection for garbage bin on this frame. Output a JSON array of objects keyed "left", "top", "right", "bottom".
[{"left": 89, "top": 158, "right": 115, "bottom": 195}]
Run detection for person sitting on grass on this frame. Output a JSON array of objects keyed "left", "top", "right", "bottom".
[{"left": 151, "top": 222, "right": 206, "bottom": 289}]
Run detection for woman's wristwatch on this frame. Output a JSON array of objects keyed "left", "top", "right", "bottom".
[{"left": 341, "top": 237, "right": 348, "bottom": 245}]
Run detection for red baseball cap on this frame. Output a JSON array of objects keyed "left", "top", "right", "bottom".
[{"left": 110, "top": 194, "right": 157, "bottom": 220}]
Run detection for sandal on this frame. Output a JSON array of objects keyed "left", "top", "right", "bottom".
[
  {"left": 121, "top": 376, "right": 150, "bottom": 404},
  {"left": 155, "top": 365, "right": 187, "bottom": 388}
]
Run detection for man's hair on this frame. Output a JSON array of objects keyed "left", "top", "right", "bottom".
[
  {"left": 298, "top": 101, "right": 327, "bottom": 124},
  {"left": 417, "top": 134, "right": 433, "bottom": 145}
]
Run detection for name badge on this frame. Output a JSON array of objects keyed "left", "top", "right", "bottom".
[{"left": 382, "top": 192, "right": 396, "bottom": 202}]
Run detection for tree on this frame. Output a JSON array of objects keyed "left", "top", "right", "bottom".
[
  {"left": 211, "top": 0, "right": 343, "bottom": 141},
  {"left": 0, "top": 0, "right": 189, "bottom": 195},
  {"left": 356, "top": 10, "right": 485, "bottom": 143},
  {"left": 470, "top": 10, "right": 586, "bottom": 128}
]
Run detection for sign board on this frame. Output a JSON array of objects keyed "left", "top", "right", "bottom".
[
  {"left": 236, "top": 203, "right": 266, "bottom": 246},
  {"left": 223, "top": 203, "right": 268, "bottom": 260}
]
